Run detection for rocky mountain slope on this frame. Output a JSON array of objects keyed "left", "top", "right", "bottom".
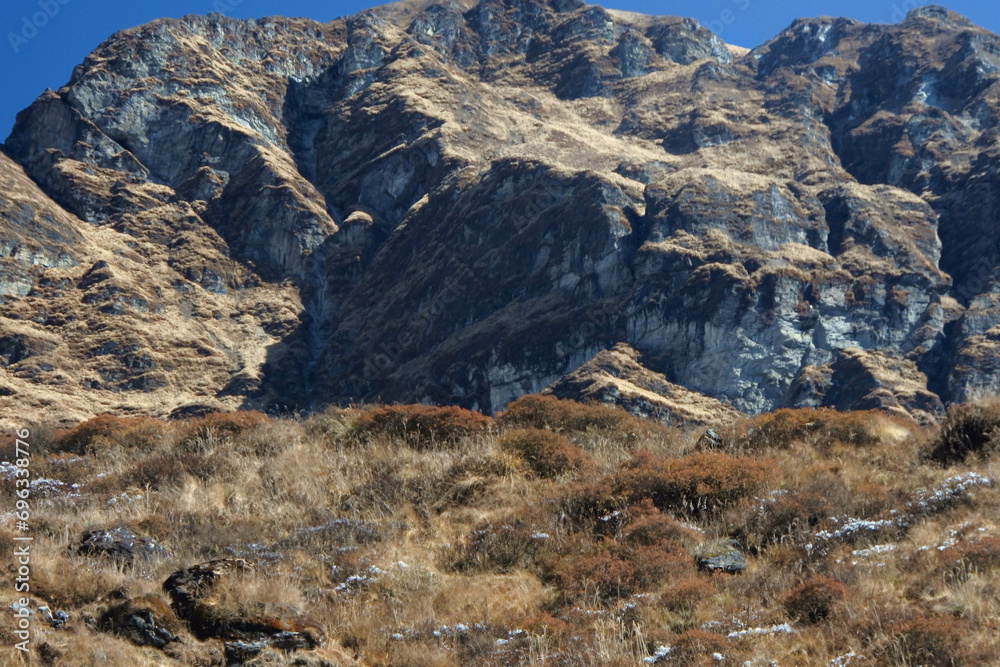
[{"left": 3, "top": 1, "right": 1000, "bottom": 427}]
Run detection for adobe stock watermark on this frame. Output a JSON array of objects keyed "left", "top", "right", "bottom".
[
  {"left": 211, "top": 0, "right": 244, "bottom": 15},
  {"left": 7, "top": 0, "right": 71, "bottom": 54},
  {"left": 889, "top": 0, "right": 924, "bottom": 23},
  {"left": 703, "top": 0, "right": 752, "bottom": 39},
  {"left": 7, "top": 428, "right": 34, "bottom": 652}
]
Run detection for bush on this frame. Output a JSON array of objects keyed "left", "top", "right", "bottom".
[
  {"left": 735, "top": 488, "right": 842, "bottom": 551},
  {"left": 178, "top": 410, "right": 272, "bottom": 442},
  {"left": 612, "top": 450, "right": 776, "bottom": 517},
  {"left": 499, "top": 428, "right": 591, "bottom": 478},
  {"left": 939, "top": 536, "right": 1000, "bottom": 579},
  {"left": 447, "top": 521, "right": 545, "bottom": 573},
  {"left": 727, "top": 408, "right": 887, "bottom": 452},
  {"left": 90, "top": 451, "right": 236, "bottom": 493},
  {"left": 56, "top": 414, "right": 167, "bottom": 454},
  {"left": 781, "top": 576, "right": 846, "bottom": 623},
  {"left": 659, "top": 574, "right": 714, "bottom": 614},
  {"left": 620, "top": 499, "right": 700, "bottom": 547},
  {"left": 553, "top": 540, "right": 689, "bottom": 602},
  {"left": 350, "top": 404, "right": 492, "bottom": 446},
  {"left": 497, "top": 394, "right": 639, "bottom": 433},
  {"left": 928, "top": 400, "right": 1000, "bottom": 464},
  {"left": 883, "top": 615, "right": 969, "bottom": 667}
]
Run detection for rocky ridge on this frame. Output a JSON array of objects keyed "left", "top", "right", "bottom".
[{"left": 2, "top": 1, "right": 1000, "bottom": 426}]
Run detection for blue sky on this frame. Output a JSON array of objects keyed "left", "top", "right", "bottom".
[{"left": 1, "top": 1, "right": 998, "bottom": 140}]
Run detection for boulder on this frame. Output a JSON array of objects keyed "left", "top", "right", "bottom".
[
  {"left": 697, "top": 539, "right": 747, "bottom": 574},
  {"left": 99, "top": 595, "right": 179, "bottom": 648},
  {"left": 70, "top": 525, "right": 168, "bottom": 564}
]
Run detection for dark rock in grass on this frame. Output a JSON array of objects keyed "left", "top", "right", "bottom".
[
  {"left": 70, "top": 525, "right": 168, "bottom": 564},
  {"left": 697, "top": 539, "right": 747, "bottom": 574},
  {"left": 38, "top": 605, "right": 70, "bottom": 629},
  {"left": 163, "top": 559, "right": 323, "bottom": 657},
  {"left": 695, "top": 428, "right": 725, "bottom": 449},
  {"left": 99, "top": 596, "right": 179, "bottom": 648}
]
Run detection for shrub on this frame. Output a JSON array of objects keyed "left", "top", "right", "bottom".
[
  {"left": 553, "top": 540, "right": 689, "bottom": 601},
  {"left": 56, "top": 414, "right": 167, "bottom": 454},
  {"left": 659, "top": 574, "right": 714, "bottom": 614},
  {"left": 447, "top": 521, "right": 544, "bottom": 573},
  {"left": 178, "top": 410, "right": 272, "bottom": 442},
  {"left": 928, "top": 400, "right": 1000, "bottom": 464},
  {"left": 939, "top": 536, "right": 1000, "bottom": 579},
  {"left": 781, "top": 576, "right": 847, "bottom": 623},
  {"left": 350, "top": 404, "right": 492, "bottom": 446},
  {"left": 621, "top": 499, "right": 701, "bottom": 547},
  {"left": 882, "top": 615, "right": 969, "bottom": 667},
  {"left": 728, "top": 408, "right": 886, "bottom": 452},
  {"left": 497, "top": 394, "right": 638, "bottom": 433},
  {"left": 92, "top": 452, "right": 235, "bottom": 493},
  {"left": 735, "top": 489, "right": 841, "bottom": 550},
  {"left": 499, "top": 428, "right": 591, "bottom": 478},
  {"left": 521, "top": 613, "right": 570, "bottom": 638},
  {"left": 612, "top": 450, "right": 776, "bottom": 517}
]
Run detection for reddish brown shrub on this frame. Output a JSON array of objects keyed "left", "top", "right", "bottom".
[
  {"left": 735, "top": 489, "right": 841, "bottom": 550},
  {"left": 659, "top": 574, "right": 714, "bottom": 614},
  {"left": 521, "top": 613, "right": 570, "bottom": 638},
  {"left": 728, "top": 407, "right": 888, "bottom": 452},
  {"left": 351, "top": 404, "right": 492, "bottom": 446},
  {"left": 781, "top": 576, "right": 847, "bottom": 623},
  {"left": 554, "top": 540, "right": 688, "bottom": 601},
  {"left": 928, "top": 400, "right": 1000, "bottom": 464},
  {"left": 179, "top": 410, "right": 272, "bottom": 441},
  {"left": 497, "top": 394, "right": 639, "bottom": 433},
  {"left": 500, "top": 428, "right": 591, "bottom": 478},
  {"left": 613, "top": 450, "right": 776, "bottom": 517},
  {"left": 621, "top": 499, "right": 700, "bottom": 547},
  {"left": 57, "top": 414, "right": 167, "bottom": 454},
  {"left": 939, "top": 536, "right": 1000, "bottom": 576},
  {"left": 884, "top": 615, "right": 969, "bottom": 666}
]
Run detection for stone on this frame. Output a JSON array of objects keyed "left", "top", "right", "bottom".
[
  {"left": 99, "top": 596, "right": 179, "bottom": 648},
  {"left": 696, "top": 429, "right": 725, "bottom": 449},
  {"left": 163, "top": 559, "right": 323, "bottom": 656},
  {"left": 37, "top": 606, "right": 70, "bottom": 629},
  {"left": 697, "top": 540, "right": 747, "bottom": 574},
  {"left": 70, "top": 526, "right": 168, "bottom": 565}
]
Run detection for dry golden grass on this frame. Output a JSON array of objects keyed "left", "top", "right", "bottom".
[{"left": 4, "top": 400, "right": 1000, "bottom": 665}]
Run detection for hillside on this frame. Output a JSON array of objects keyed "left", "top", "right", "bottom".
[
  {"left": 3, "top": 398, "right": 1000, "bottom": 665},
  {"left": 3, "top": 2, "right": 1000, "bottom": 426}
]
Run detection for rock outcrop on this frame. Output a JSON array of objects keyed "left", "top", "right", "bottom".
[
  {"left": 163, "top": 559, "right": 323, "bottom": 659},
  {"left": 544, "top": 343, "right": 741, "bottom": 426},
  {"left": 3, "top": 1, "right": 1000, "bottom": 425}
]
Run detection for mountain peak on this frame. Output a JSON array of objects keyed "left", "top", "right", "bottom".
[{"left": 3, "top": 0, "right": 1000, "bottom": 428}]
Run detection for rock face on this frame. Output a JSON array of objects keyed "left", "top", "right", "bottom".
[
  {"left": 3, "top": 2, "right": 1000, "bottom": 425},
  {"left": 544, "top": 343, "right": 741, "bottom": 426}
]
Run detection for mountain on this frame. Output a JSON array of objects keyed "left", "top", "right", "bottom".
[{"left": 3, "top": 1, "right": 1000, "bottom": 428}]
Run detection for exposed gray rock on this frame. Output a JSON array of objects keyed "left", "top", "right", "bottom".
[
  {"left": 698, "top": 540, "right": 747, "bottom": 574},
  {"left": 99, "top": 597, "right": 178, "bottom": 648},
  {"left": 70, "top": 526, "right": 168, "bottom": 564}
]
